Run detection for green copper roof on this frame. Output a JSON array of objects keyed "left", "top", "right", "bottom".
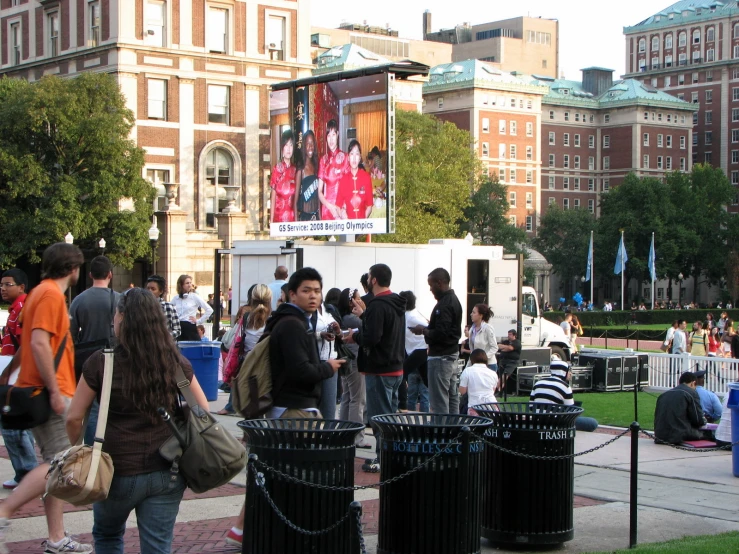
[
  {"left": 313, "top": 44, "right": 390, "bottom": 75},
  {"left": 625, "top": 1, "right": 738, "bottom": 33},
  {"left": 424, "top": 60, "right": 548, "bottom": 95}
]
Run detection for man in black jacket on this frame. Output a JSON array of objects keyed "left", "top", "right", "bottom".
[
  {"left": 350, "top": 263, "right": 406, "bottom": 472},
  {"left": 264, "top": 267, "right": 344, "bottom": 418},
  {"left": 654, "top": 372, "right": 706, "bottom": 445},
  {"left": 410, "top": 268, "right": 463, "bottom": 414}
]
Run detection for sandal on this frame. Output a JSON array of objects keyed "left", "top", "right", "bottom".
[{"left": 216, "top": 409, "right": 235, "bottom": 416}]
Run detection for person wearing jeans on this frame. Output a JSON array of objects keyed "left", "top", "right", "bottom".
[
  {"left": 350, "top": 264, "right": 407, "bottom": 473},
  {"left": 1, "top": 429, "right": 37, "bottom": 488},
  {"left": 407, "top": 371, "right": 429, "bottom": 412},
  {"left": 410, "top": 268, "right": 463, "bottom": 415}
]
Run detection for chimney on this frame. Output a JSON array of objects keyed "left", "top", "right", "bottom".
[
  {"left": 423, "top": 10, "right": 432, "bottom": 39},
  {"left": 581, "top": 67, "right": 614, "bottom": 96}
]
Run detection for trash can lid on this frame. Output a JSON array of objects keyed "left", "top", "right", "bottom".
[
  {"left": 178, "top": 341, "right": 220, "bottom": 348},
  {"left": 238, "top": 418, "right": 365, "bottom": 448},
  {"left": 473, "top": 402, "right": 583, "bottom": 427},
  {"left": 370, "top": 413, "right": 493, "bottom": 440}
]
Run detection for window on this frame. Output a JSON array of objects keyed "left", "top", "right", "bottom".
[
  {"left": 693, "top": 132, "right": 699, "bottom": 146},
  {"left": 679, "top": 52, "right": 687, "bottom": 64},
  {"left": 510, "top": 98, "right": 516, "bottom": 108},
  {"left": 705, "top": 152, "right": 713, "bottom": 163},
  {"left": 680, "top": 157, "right": 686, "bottom": 170},
  {"left": 678, "top": 74, "right": 685, "bottom": 85},
  {"left": 692, "top": 91, "right": 699, "bottom": 104},
  {"left": 574, "top": 178, "right": 580, "bottom": 190},
  {"left": 526, "top": 171, "right": 533, "bottom": 184},
  {"left": 563, "top": 154, "right": 569, "bottom": 168},
  {"left": 47, "top": 12, "right": 60, "bottom": 56},
  {"left": 691, "top": 72, "right": 699, "bottom": 84},
  {"left": 651, "top": 36, "right": 659, "bottom": 51},
  {"left": 588, "top": 156, "right": 595, "bottom": 170},
  {"left": 666, "top": 157, "right": 672, "bottom": 170},
  {"left": 549, "top": 110, "right": 554, "bottom": 120},
  {"left": 693, "top": 112, "right": 699, "bottom": 125},
  {"left": 510, "top": 121, "right": 517, "bottom": 135},
  {"left": 549, "top": 132, "right": 555, "bottom": 145},
  {"left": 603, "top": 179, "right": 610, "bottom": 191},
  {"left": 734, "top": 88, "right": 739, "bottom": 101},
  {"left": 733, "top": 171, "right": 739, "bottom": 185},
  {"left": 734, "top": 130, "right": 739, "bottom": 143},
  {"left": 706, "top": 111, "right": 713, "bottom": 124},
  {"left": 603, "top": 135, "right": 610, "bottom": 148},
  {"left": 603, "top": 156, "right": 610, "bottom": 170},
  {"left": 666, "top": 135, "right": 672, "bottom": 148},
  {"left": 574, "top": 199, "right": 580, "bottom": 209},
  {"left": 680, "top": 135, "right": 687, "bottom": 149},
  {"left": 204, "top": 147, "right": 234, "bottom": 227},
  {"left": 574, "top": 155, "right": 580, "bottom": 169},
  {"left": 733, "top": 151, "right": 739, "bottom": 164},
  {"left": 527, "top": 100, "right": 532, "bottom": 110},
  {"left": 510, "top": 145, "right": 516, "bottom": 159},
  {"left": 707, "top": 49, "right": 715, "bottom": 62},
  {"left": 207, "top": 6, "right": 228, "bottom": 53},
  {"left": 208, "top": 84, "right": 230, "bottom": 124},
  {"left": 657, "top": 134, "right": 663, "bottom": 147},
  {"left": 665, "top": 34, "right": 672, "bottom": 49},
  {"left": 438, "top": 98, "right": 443, "bottom": 108},
  {"left": 665, "top": 73, "right": 672, "bottom": 85},
  {"left": 563, "top": 177, "right": 570, "bottom": 190},
  {"left": 735, "top": 23, "right": 739, "bottom": 39},
  {"left": 147, "top": 79, "right": 167, "bottom": 120},
  {"left": 589, "top": 135, "right": 594, "bottom": 148},
  {"left": 639, "top": 38, "right": 646, "bottom": 53},
  {"left": 575, "top": 113, "right": 580, "bottom": 122},
  {"left": 707, "top": 27, "right": 715, "bottom": 42},
  {"left": 735, "top": 45, "right": 739, "bottom": 59},
  {"left": 657, "top": 156, "right": 663, "bottom": 169},
  {"left": 89, "top": 1, "right": 101, "bottom": 47},
  {"left": 499, "top": 168, "right": 506, "bottom": 182},
  {"left": 526, "top": 146, "right": 533, "bottom": 160},
  {"left": 548, "top": 176, "right": 555, "bottom": 189},
  {"left": 499, "top": 120, "right": 506, "bottom": 134},
  {"left": 145, "top": 1, "right": 166, "bottom": 47},
  {"left": 678, "top": 32, "right": 687, "bottom": 47},
  {"left": 652, "top": 56, "right": 659, "bottom": 69},
  {"left": 588, "top": 199, "right": 595, "bottom": 213},
  {"left": 574, "top": 134, "right": 580, "bottom": 147},
  {"left": 509, "top": 192, "right": 516, "bottom": 207},
  {"left": 498, "top": 143, "right": 506, "bottom": 159},
  {"left": 564, "top": 112, "right": 570, "bottom": 121},
  {"left": 548, "top": 197, "right": 556, "bottom": 205},
  {"left": 604, "top": 114, "right": 610, "bottom": 123},
  {"left": 526, "top": 122, "right": 533, "bottom": 137},
  {"left": 526, "top": 216, "right": 533, "bottom": 232},
  {"left": 563, "top": 198, "right": 570, "bottom": 210},
  {"left": 147, "top": 169, "right": 170, "bottom": 211},
  {"left": 482, "top": 118, "right": 490, "bottom": 133},
  {"left": 643, "top": 133, "right": 649, "bottom": 146},
  {"left": 10, "top": 22, "right": 20, "bottom": 65},
  {"left": 706, "top": 90, "right": 713, "bottom": 104},
  {"left": 588, "top": 178, "right": 594, "bottom": 191},
  {"left": 481, "top": 142, "right": 489, "bottom": 157},
  {"left": 643, "top": 154, "right": 649, "bottom": 169},
  {"left": 549, "top": 154, "right": 555, "bottom": 168},
  {"left": 267, "top": 15, "right": 286, "bottom": 61},
  {"left": 693, "top": 29, "right": 701, "bottom": 44},
  {"left": 509, "top": 215, "right": 517, "bottom": 226},
  {"left": 563, "top": 133, "right": 570, "bottom": 146},
  {"left": 705, "top": 131, "right": 713, "bottom": 145}
]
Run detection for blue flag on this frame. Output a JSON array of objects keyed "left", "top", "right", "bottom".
[
  {"left": 648, "top": 234, "right": 656, "bottom": 281},
  {"left": 585, "top": 233, "right": 593, "bottom": 282},
  {"left": 614, "top": 234, "right": 628, "bottom": 275}
]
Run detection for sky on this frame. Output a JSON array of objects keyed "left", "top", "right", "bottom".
[{"left": 310, "top": 0, "right": 677, "bottom": 80}]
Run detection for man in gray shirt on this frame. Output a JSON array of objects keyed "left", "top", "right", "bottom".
[{"left": 68, "top": 256, "right": 119, "bottom": 444}]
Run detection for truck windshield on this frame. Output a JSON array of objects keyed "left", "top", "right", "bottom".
[{"left": 522, "top": 293, "right": 538, "bottom": 318}]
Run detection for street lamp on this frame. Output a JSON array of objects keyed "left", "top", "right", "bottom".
[
  {"left": 148, "top": 216, "right": 160, "bottom": 275},
  {"left": 64, "top": 232, "right": 74, "bottom": 244},
  {"left": 678, "top": 273, "right": 684, "bottom": 304},
  {"left": 98, "top": 238, "right": 106, "bottom": 256}
]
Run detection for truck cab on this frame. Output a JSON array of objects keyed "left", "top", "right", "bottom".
[{"left": 521, "top": 286, "right": 572, "bottom": 361}]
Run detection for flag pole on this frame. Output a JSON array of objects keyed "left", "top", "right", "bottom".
[
  {"left": 590, "top": 230, "right": 594, "bottom": 307},
  {"left": 651, "top": 232, "right": 655, "bottom": 311},
  {"left": 621, "top": 230, "right": 625, "bottom": 312}
]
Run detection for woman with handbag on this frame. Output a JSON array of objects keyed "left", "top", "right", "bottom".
[{"left": 66, "top": 288, "right": 210, "bottom": 554}]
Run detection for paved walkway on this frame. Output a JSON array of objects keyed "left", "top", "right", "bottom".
[{"left": 2, "top": 391, "right": 738, "bottom": 552}]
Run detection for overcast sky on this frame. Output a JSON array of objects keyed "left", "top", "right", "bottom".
[{"left": 311, "top": 0, "right": 677, "bottom": 80}]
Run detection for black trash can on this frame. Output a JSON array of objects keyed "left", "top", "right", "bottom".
[
  {"left": 473, "top": 402, "right": 583, "bottom": 546},
  {"left": 372, "top": 413, "right": 493, "bottom": 554},
  {"left": 239, "top": 418, "right": 364, "bottom": 554}
]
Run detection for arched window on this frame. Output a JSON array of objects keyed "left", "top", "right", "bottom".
[
  {"left": 204, "top": 147, "right": 233, "bottom": 227},
  {"left": 638, "top": 38, "right": 646, "bottom": 52},
  {"left": 693, "top": 29, "right": 701, "bottom": 44},
  {"left": 665, "top": 33, "right": 673, "bottom": 49},
  {"left": 651, "top": 36, "right": 659, "bottom": 51},
  {"left": 707, "top": 26, "right": 715, "bottom": 42},
  {"left": 734, "top": 23, "right": 739, "bottom": 39},
  {"left": 678, "top": 31, "right": 687, "bottom": 47}
]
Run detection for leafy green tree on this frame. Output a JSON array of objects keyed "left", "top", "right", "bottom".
[
  {"left": 0, "top": 73, "right": 153, "bottom": 269},
  {"left": 463, "top": 178, "right": 527, "bottom": 253},
  {"left": 376, "top": 110, "right": 479, "bottom": 243},
  {"left": 533, "top": 205, "right": 596, "bottom": 298}
]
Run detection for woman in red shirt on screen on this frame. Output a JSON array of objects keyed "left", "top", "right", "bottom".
[
  {"left": 270, "top": 130, "right": 296, "bottom": 223},
  {"left": 335, "top": 139, "right": 374, "bottom": 220}
]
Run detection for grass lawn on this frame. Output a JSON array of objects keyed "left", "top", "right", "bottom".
[
  {"left": 584, "top": 531, "right": 739, "bottom": 553},
  {"left": 502, "top": 391, "right": 660, "bottom": 430}
]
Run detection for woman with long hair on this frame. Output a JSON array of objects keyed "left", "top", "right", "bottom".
[
  {"left": 294, "top": 129, "right": 321, "bottom": 221},
  {"left": 171, "top": 274, "right": 212, "bottom": 341},
  {"left": 66, "top": 289, "right": 209, "bottom": 553},
  {"left": 722, "top": 321, "right": 734, "bottom": 358},
  {"left": 468, "top": 303, "right": 498, "bottom": 372},
  {"left": 570, "top": 315, "right": 582, "bottom": 353},
  {"left": 335, "top": 139, "right": 374, "bottom": 220},
  {"left": 145, "top": 274, "right": 181, "bottom": 340},
  {"left": 270, "top": 129, "right": 296, "bottom": 223}
]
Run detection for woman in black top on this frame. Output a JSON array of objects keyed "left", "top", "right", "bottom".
[{"left": 294, "top": 130, "right": 321, "bottom": 221}]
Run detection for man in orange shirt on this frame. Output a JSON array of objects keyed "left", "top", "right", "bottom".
[{"left": 0, "top": 243, "right": 91, "bottom": 553}]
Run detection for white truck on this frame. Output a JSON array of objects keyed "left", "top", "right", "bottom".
[{"left": 215, "top": 239, "right": 572, "bottom": 361}]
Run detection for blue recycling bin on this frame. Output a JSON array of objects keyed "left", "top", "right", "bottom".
[
  {"left": 728, "top": 383, "right": 739, "bottom": 478},
  {"left": 178, "top": 341, "right": 220, "bottom": 401}
]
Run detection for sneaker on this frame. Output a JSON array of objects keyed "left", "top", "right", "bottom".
[
  {"left": 361, "top": 458, "right": 380, "bottom": 473},
  {"left": 225, "top": 528, "right": 243, "bottom": 547},
  {"left": 2, "top": 480, "right": 17, "bottom": 490},
  {"left": 0, "top": 517, "right": 10, "bottom": 554},
  {"left": 43, "top": 535, "right": 93, "bottom": 553}
]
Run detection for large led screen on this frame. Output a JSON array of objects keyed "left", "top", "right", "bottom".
[{"left": 268, "top": 74, "right": 391, "bottom": 237}]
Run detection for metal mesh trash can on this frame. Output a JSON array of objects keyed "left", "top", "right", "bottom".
[
  {"left": 239, "top": 418, "right": 364, "bottom": 554},
  {"left": 372, "top": 413, "right": 493, "bottom": 554},
  {"left": 473, "top": 402, "right": 583, "bottom": 546}
]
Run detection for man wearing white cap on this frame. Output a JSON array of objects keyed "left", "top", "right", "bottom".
[{"left": 530, "top": 360, "right": 574, "bottom": 405}]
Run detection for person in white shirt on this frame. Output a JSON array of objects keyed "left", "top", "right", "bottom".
[
  {"left": 664, "top": 320, "right": 678, "bottom": 350},
  {"left": 560, "top": 313, "right": 572, "bottom": 337},
  {"left": 400, "top": 290, "right": 430, "bottom": 412},
  {"left": 459, "top": 349, "right": 498, "bottom": 414},
  {"left": 171, "top": 274, "right": 213, "bottom": 341},
  {"left": 671, "top": 320, "right": 688, "bottom": 354},
  {"left": 315, "top": 302, "right": 340, "bottom": 419}
]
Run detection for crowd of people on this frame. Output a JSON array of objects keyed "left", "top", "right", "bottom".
[{"left": 663, "top": 314, "right": 739, "bottom": 359}]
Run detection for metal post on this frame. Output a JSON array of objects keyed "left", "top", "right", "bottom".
[
  {"left": 213, "top": 250, "right": 222, "bottom": 340},
  {"left": 150, "top": 240, "right": 157, "bottom": 275},
  {"left": 629, "top": 421, "right": 639, "bottom": 549},
  {"left": 634, "top": 364, "right": 639, "bottom": 423},
  {"left": 350, "top": 501, "right": 363, "bottom": 554}
]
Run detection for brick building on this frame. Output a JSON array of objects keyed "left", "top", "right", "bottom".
[
  {"left": 0, "top": 0, "right": 313, "bottom": 295},
  {"left": 624, "top": 0, "right": 739, "bottom": 209}
]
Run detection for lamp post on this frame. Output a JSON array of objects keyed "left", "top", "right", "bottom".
[
  {"left": 64, "top": 232, "right": 73, "bottom": 304},
  {"left": 677, "top": 272, "right": 684, "bottom": 305},
  {"left": 98, "top": 238, "right": 106, "bottom": 256},
  {"left": 148, "top": 217, "right": 160, "bottom": 275}
]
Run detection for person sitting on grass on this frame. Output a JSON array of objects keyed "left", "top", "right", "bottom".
[
  {"left": 459, "top": 349, "right": 498, "bottom": 415},
  {"left": 653, "top": 372, "right": 706, "bottom": 445}
]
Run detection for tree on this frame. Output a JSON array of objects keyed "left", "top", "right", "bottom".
[
  {"left": 376, "top": 110, "right": 479, "bottom": 243},
  {"left": 532, "top": 205, "right": 596, "bottom": 299},
  {"left": 0, "top": 73, "right": 153, "bottom": 269},
  {"left": 463, "top": 178, "right": 527, "bottom": 253}
]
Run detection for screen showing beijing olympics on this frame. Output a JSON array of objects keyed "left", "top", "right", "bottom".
[{"left": 268, "top": 74, "right": 390, "bottom": 237}]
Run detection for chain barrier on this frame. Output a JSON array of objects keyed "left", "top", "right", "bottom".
[
  {"left": 352, "top": 502, "right": 368, "bottom": 554},
  {"left": 251, "top": 431, "right": 465, "bottom": 492},
  {"left": 478, "top": 428, "right": 631, "bottom": 460},
  {"left": 637, "top": 428, "right": 739, "bottom": 452},
  {"left": 249, "top": 463, "right": 353, "bottom": 536}
]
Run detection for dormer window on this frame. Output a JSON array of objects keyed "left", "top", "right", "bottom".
[{"left": 562, "top": 89, "right": 569, "bottom": 95}]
